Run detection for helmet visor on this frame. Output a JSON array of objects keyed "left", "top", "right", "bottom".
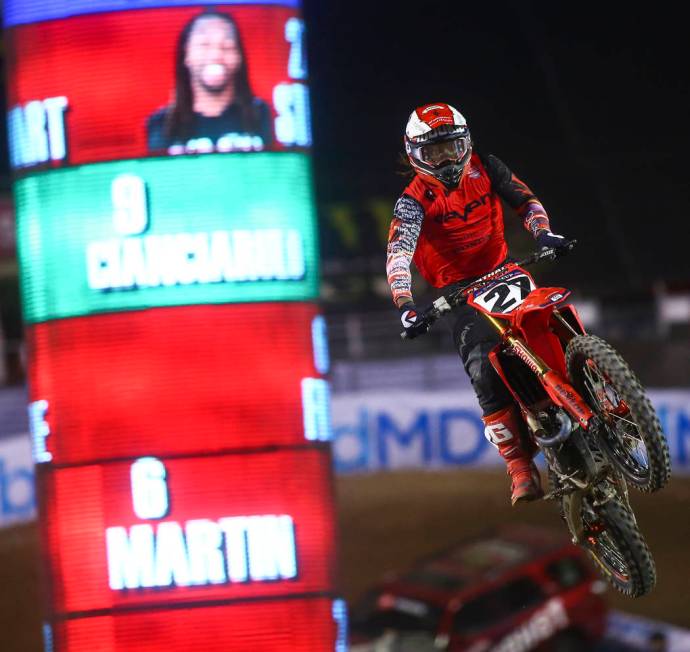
[{"left": 419, "top": 136, "right": 470, "bottom": 168}]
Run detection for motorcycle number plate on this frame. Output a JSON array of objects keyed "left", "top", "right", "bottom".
[{"left": 473, "top": 272, "right": 535, "bottom": 314}]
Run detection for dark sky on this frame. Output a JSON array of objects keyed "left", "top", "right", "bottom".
[{"left": 303, "top": 0, "right": 689, "bottom": 291}]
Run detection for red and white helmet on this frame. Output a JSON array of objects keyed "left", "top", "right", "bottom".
[{"left": 405, "top": 103, "right": 472, "bottom": 188}]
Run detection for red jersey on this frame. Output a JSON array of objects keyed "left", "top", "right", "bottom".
[{"left": 386, "top": 152, "right": 550, "bottom": 306}]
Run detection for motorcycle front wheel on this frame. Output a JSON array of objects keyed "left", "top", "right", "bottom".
[{"left": 566, "top": 335, "right": 671, "bottom": 492}]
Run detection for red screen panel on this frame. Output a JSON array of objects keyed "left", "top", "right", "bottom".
[
  {"left": 27, "top": 303, "right": 324, "bottom": 464},
  {"left": 51, "top": 597, "right": 340, "bottom": 651},
  {"left": 39, "top": 448, "right": 336, "bottom": 615}
]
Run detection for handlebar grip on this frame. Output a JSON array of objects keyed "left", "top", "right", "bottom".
[
  {"left": 400, "top": 316, "right": 431, "bottom": 341},
  {"left": 551, "top": 238, "right": 577, "bottom": 259}
]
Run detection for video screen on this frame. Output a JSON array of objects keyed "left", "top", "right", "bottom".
[
  {"left": 6, "top": 4, "right": 310, "bottom": 170},
  {"left": 9, "top": 1, "right": 340, "bottom": 648}
]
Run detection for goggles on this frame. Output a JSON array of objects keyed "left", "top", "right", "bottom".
[{"left": 419, "top": 135, "right": 471, "bottom": 168}]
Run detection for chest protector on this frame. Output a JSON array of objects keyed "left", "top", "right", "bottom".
[{"left": 404, "top": 153, "right": 507, "bottom": 287}]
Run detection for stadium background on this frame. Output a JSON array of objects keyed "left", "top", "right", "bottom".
[{"left": 0, "top": 0, "right": 688, "bottom": 650}]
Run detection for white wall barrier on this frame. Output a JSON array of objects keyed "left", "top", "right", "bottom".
[
  {"left": 0, "top": 434, "right": 34, "bottom": 528},
  {"left": 1, "top": 389, "right": 689, "bottom": 528},
  {"left": 332, "top": 389, "right": 690, "bottom": 474},
  {"left": 606, "top": 610, "right": 690, "bottom": 652}
]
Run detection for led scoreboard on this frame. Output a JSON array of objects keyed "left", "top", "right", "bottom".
[{"left": 4, "top": 0, "right": 347, "bottom": 649}]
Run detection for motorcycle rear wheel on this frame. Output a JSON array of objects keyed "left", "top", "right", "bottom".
[
  {"left": 577, "top": 495, "right": 656, "bottom": 597},
  {"left": 566, "top": 335, "right": 670, "bottom": 492}
]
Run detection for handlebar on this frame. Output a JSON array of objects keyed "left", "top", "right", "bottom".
[
  {"left": 400, "top": 240, "right": 577, "bottom": 340},
  {"left": 514, "top": 238, "right": 577, "bottom": 268}
]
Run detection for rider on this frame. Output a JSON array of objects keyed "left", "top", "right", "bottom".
[{"left": 387, "top": 102, "right": 571, "bottom": 505}]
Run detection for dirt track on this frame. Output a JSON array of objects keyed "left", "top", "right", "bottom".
[
  {"left": 336, "top": 469, "right": 690, "bottom": 628},
  {"left": 1, "top": 469, "right": 688, "bottom": 651}
]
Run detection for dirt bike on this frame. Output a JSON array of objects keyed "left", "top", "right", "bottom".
[{"left": 400, "top": 241, "right": 671, "bottom": 597}]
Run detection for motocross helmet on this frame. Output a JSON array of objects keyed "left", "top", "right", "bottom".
[{"left": 405, "top": 103, "right": 472, "bottom": 189}]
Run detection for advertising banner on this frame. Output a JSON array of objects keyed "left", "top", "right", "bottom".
[
  {"left": 0, "top": 434, "right": 34, "bottom": 528},
  {"left": 605, "top": 610, "right": 690, "bottom": 652},
  {"left": 331, "top": 389, "right": 690, "bottom": 475}
]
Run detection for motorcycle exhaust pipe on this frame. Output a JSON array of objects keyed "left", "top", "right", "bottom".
[{"left": 532, "top": 411, "right": 573, "bottom": 448}]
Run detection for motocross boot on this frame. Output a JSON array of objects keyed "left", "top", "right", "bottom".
[{"left": 482, "top": 405, "right": 544, "bottom": 506}]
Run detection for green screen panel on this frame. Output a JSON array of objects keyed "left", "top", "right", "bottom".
[{"left": 16, "top": 153, "right": 319, "bottom": 323}]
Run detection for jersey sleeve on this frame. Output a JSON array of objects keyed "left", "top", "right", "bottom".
[
  {"left": 480, "top": 153, "right": 551, "bottom": 236},
  {"left": 386, "top": 194, "right": 424, "bottom": 308}
]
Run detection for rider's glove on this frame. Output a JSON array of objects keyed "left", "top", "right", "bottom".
[
  {"left": 536, "top": 229, "right": 569, "bottom": 250},
  {"left": 399, "top": 302, "right": 428, "bottom": 339}
]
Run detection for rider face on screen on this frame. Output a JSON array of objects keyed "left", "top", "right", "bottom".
[
  {"left": 185, "top": 16, "right": 243, "bottom": 115},
  {"left": 145, "top": 10, "right": 274, "bottom": 153}
]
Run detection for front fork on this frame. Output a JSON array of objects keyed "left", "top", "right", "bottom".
[
  {"left": 483, "top": 313, "right": 596, "bottom": 431},
  {"left": 485, "top": 313, "right": 609, "bottom": 500}
]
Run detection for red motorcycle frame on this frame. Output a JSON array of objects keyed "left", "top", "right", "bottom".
[{"left": 468, "top": 263, "right": 595, "bottom": 431}]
